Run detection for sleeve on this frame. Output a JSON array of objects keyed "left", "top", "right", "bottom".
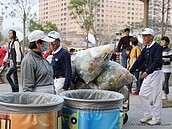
[
  {"left": 62, "top": 52, "right": 72, "bottom": 90},
  {"left": 117, "top": 38, "right": 123, "bottom": 52},
  {"left": 129, "top": 48, "right": 145, "bottom": 74},
  {"left": 136, "top": 48, "right": 141, "bottom": 57},
  {"left": 3, "top": 51, "right": 8, "bottom": 62},
  {"left": 169, "top": 50, "right": 172, "bottom": 61},
  {"left": 146, "top": 46, "right": 163, "bottom": 74},
  {"left": 14, "top": 41, "right": 22, "bottom": 64},
  {"left": 21, "top": 60, "right": 35, "bottom": 92}
]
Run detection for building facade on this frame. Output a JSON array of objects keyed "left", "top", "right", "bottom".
[{"left": 39, "top": 0, "right": 144, "bottom": 43}]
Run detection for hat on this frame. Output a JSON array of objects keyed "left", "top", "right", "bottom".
[
  {"left": 28, "top": 30, "right": 55, "bottom": 42},
  {"left": 48, "top": 31, "right": 61, "bottom": 39},
  {"left": 139, "top": 28, "right": 155, "bottom": 36}
]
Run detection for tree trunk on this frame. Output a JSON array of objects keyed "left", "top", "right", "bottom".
[
  {"left": 161, "top": 0, "right": 165, "bottom": 37},
  {"left": 86, "top": 31, "right": 89, "bottom": 49},
  {"left": 22, "top": 12, "right": 26, "bottom": 53},
  {"left": 143, "top": 0, "right": 149, "bottom": 28},
  {"left": 164, "top": 0, "right": 170, "bottom": 35}
]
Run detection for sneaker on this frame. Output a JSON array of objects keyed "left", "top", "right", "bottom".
[
  {"left": 140, "top": 117, "right": 152, "bottom": 123},
  {"left": 162, "top": 93, "right": 168, "bottom": 100},
  {"left": 147, "top": 120, "right": 161, "bottom": 125},
  {"left": 132, "top": 92, "right": 139, "bottom": 95}
]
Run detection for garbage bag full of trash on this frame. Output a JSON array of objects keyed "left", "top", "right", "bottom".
[
  {"left": 74, "top": 44, "right": 114, "bottom": 84},
  {"left": 95, "top": 61, "right": 135, "bottom": 90}
]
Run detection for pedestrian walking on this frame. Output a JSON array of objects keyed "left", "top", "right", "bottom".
[
  {"left": 21, "top": 30, "right": 55, "bottom": 94},
  {"left": 3, "top": 30, "right": 23, "bottom": 92},
  {"left": 0, "top": 46, "right": 7, "bottom": 83},
  {"left": 130, "top": 28, "right": 164, "bottom": 125},
  {"left": 161, "top": 36, "right": 172, "bottom": 100}
]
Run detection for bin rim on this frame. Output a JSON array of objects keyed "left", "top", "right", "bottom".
[
  {"left": 0, "top": 92, "right": 64, "bottom": 108},
  {"left": 60, "top": 89, "right": 124, "bottom": 103}
]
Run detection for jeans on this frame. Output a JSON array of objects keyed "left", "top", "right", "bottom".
[
  {"left": 163, "top": 73, "right": 171, "bottom": 94},
  {"left": 121, "top": 49, "right": 127, "bottom": 68},
  {"left": 6, "top": 66, "right": 19, "bottom": 92}
]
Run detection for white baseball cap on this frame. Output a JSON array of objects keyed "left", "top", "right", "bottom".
[
  {"left": 28, "top": 30, "right": 55, "bottom": 42},
  {"left": 139, "top": 28, "right": 155, "bottom": 36},
  {"left": 48, "top": 31, "right": 61, "bottom": 40}
]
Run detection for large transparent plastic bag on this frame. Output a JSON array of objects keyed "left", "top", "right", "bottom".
[
  {"left": 74, "top": 77, "right": 98, "bottom": 89},
  {"left": 95, "top": 61, "right": 135, "bottom": 90},
  {"left": 74, "top": 44, "right": 114, "bottom": 84}
]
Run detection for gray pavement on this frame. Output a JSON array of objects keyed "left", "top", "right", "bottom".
[
  {"left": 123, "top": 88, "right": 172, "bottom": 129},
  {"left": 0, "top": 83, "right": 172, "bottom": 129}
]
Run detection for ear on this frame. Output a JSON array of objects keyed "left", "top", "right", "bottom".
[{"left": 35, "top": 41, "right": 40, "bottom": 48}]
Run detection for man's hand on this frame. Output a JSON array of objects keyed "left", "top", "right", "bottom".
[
  {"left": 59, "top": 88, "right": 66, "bottom": 93},
  {"left": 142, "top": 72, "right": 148, "bottom": 79},
  {"left": 3, "top": 61, "right": 8, "bottom": 66},
  {"left": 16, "top": 65, "right": 20, "bottom": 69}
]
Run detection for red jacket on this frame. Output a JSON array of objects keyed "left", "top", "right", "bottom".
[{"left": 0, "top": 48, "right": 7, "bottom": 66}]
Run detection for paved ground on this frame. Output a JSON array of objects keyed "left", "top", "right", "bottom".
[
  {"left": 0, "top": 83, "right": 172, "bottom": 129},
  {"left": 123, "top": 88, "right": 172, "bottom": 129}
]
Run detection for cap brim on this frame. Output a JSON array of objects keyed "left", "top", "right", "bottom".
[
  {"left": 41, "top": 36, "right": 55, "bottom": 42},
  {"left": 139, "top": 32, "right": 154, "bottom": 36}
]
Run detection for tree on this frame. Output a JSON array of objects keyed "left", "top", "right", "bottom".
[
  {"left": 0, "top": 0, "right": 37, "bottom": 52},
  {"left": 161, "top": 0, "right": 171, "bottom": 36},
  {"left": 28, "top": 20, "right": 58, "bottom": 34},
  {"left": 28, "top": 19, "right": 44, "bottom": 32},
  {"left": 44, "top": 22, "right": 58, "bottom": 33},
  {"left": 0, "top": 32, "right": 3, "bottom": 42},
  {"left": 140, "top": 0, "right": 150, "bottom": 28},
  {"left": 68, "top": 0, "right": 98, "bottom": 48}
]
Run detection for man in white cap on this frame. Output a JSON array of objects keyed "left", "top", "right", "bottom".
[
  {"left": 21, "top": 30, "right": 55, "bottom": 94},
  {"left": 48, "top": 31, "right": 72, "bottom": 93},
  {"left": 130, "top": 28, "right": 164, "bottom": 125}
]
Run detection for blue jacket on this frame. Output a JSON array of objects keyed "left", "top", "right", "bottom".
[
  {"left": 51, "top": 47, "right": 72, "bottom": 90},
  {"left": 130, "top": 42, "right": 163, "bottom": 75}
]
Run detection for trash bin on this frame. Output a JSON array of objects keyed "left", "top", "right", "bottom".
[
  {"left": 0, "top": 92, "right": 64, "bottom": 129},
  {"left": 60, "top": 89, "right": 124, "bottom": 129}
]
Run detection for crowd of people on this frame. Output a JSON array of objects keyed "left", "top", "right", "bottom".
[
  {"left": 116, "top": 28, "right": 172, "bottom": 125},
  {"left": 0, "top": 27, "right": 172, "bottom": 125}
]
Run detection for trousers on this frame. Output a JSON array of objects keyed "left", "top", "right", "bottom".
[{"left": 139, "top": 70, "right": 164, "bottom": 121}]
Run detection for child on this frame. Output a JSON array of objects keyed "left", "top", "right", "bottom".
[
  {"left": 161, "top": 36, "right": 172, "bottom": 100},
  {"left": 125, "top": 46, "right": 132, "bottom": 93},
  {"left": 129, "top": 37, "right": 141, "bottom": 95}
]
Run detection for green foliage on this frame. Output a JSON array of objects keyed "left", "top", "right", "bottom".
[
  {"left": 68, "top": 0, "right": 97, "bottom": 34},
  {"left": 44, "top": 22, "right": 58, "bottom": 33},
  {"left": 28, "top": 20, "right": 58, "bottom": 33},
  {"left": 154, "top": 37, "right": 161, "bottom": 44},
  {"left": 0, "top": 31, "right": 3, "bottom": 42}
]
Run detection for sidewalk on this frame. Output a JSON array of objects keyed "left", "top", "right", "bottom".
[
  {"left": 0, "top": 83, "right": 172, "bottom": 129},
  {"left": 123, "top": 87, "right": 172, "bottom": 129}
]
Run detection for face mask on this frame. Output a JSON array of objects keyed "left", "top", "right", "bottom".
[{"left": 41, "top": 42, "right": 48, "bottom": 52}]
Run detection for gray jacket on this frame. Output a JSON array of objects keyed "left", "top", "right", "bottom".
[{"left": 21, "top": 50, "right": 54, "bottom": 92}]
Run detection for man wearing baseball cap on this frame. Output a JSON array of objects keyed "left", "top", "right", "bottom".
[
  {"left": 130, "top": 28, "right": 164, "bottom": 125},
  {"left": 21, "top": 30, "right": 55, "bottom": 94},
  {"left": 48, "top": 31, "right": 72, "bottom": 93}
]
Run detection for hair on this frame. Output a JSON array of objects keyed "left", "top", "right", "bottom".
[
  {"left": 126, "top": 46, "right": 132, "bottom": 51},
  {"left": 124, "top": 28, "right": 130, "bottom": 32},
  {"left": 161, "top": 36, "right": 170, "bottom": 44},
  {"left": 29, "top": 40, "right": 43, "bottom": 49},
  {"left": 130, "top": 37, "right": 139, "bottom": 46},
  {"left": 70, "top": 48, "right": 75, "bottom": 52},
  {"left": 9, "top": 29, "right": 17, "bottom": 39}
]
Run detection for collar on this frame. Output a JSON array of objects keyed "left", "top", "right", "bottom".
[
  {"left": 147, "top": 41, "right": 155, "bottom": 48},
  {"left": 30, "top": 50, "right": 44, "bottom": 59},
  {"left": 52, "top": 46, "right": 62, "bottom": 54}
]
